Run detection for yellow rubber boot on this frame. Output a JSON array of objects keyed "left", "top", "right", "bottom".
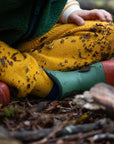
[
  {"left": 0, "top": 42, "right": 53, "bottom": 98},
  {"left": 20, "top": 21, "right": 114, "bottom": 71}
]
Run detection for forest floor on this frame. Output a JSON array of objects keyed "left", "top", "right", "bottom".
[{"left": 0, "top": 83, "right": 114, "bottom": 144}]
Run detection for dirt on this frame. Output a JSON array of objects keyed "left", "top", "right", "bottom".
[{"left": 0, "top": 94, "right": 114, "bottom": 144}]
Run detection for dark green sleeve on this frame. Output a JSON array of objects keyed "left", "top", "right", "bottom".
[
  {"left": 0, "top": 0, "right": 67, "bottom": 46},
  {"left": 33, "top": 0, "right": 67, "bottom": 39}
]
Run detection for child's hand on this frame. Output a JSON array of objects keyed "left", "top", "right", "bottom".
[{"left": 68, "top": 9, "right": 113, "bottom": 26}]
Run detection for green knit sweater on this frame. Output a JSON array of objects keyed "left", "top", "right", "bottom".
[{"left": 0, "top": 0, "right": 67, "bottom": 47}]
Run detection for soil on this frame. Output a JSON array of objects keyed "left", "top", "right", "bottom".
[{"left": 0, "top": 94, "right": 114, "bottom": 144}]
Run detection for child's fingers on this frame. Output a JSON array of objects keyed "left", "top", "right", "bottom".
[
  {"left": 96, "top": 11, "right": 107, "bottom": 21},
  {"left": 102, "top": 10, "right": 113, "bottom": 21},
  {"left": 90, "top": 9, "right": 112, "bottom": 22},
  {"left": 68, "top": 12, "right": 85, "bottom": 26},
  {"left": 67, "top": 9, "right": 113, "bottom": 26}
]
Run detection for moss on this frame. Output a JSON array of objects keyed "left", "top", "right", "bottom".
[{"left": 3, "top": 107, "right": 21, "bottom": 117}]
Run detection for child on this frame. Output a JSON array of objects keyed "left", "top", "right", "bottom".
[{"left": 0, "top": 0, "right": 114, "bottom": 102}]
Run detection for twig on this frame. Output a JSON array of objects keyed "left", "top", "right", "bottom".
[
  {"left": 61, "top": 130, "right": 102, "bottom": 141},
  {"left": 34, "top": 130, "right": 102, "bottom": 144},
  {"left": 9, "top": 118, "right": 110, "bottom": 142},
  {"left": 32, "top": 122, "right": 68, "bottom": 144},
  {"left": 93, "top": 133, "right": 114, "bottom": 142},
  {"left": 56, "top": 118, "right": 109, "bottom": 137},
  {"left": 10, "top": 128, "right": 53, "bottom": 142}
]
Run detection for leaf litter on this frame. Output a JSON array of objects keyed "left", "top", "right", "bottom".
[{"left": 0, "top": 89, "right": 114, "bottom": 144}]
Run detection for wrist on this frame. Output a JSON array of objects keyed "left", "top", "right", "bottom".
[{"left": 60, "top": 0, "right": 82, "bottom": 23}]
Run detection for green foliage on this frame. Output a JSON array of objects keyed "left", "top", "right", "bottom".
[
  {"left": 3, "top": 107, "right": 21, "bottom": 117},
  {"left": 76, "top": 114, "right": 88, "bottom": 124}
]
